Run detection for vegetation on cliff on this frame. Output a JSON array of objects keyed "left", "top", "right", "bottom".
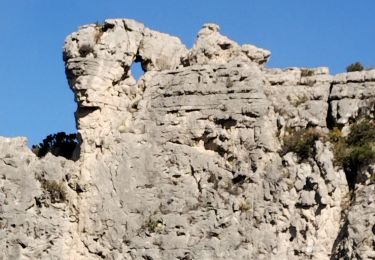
[
  {"left": 281, "top": 118, "right": 375, "bottom": 188},
  {"left": 330, "top": 118, "right": 375, "bottom": 187},
  {"left": 32, "top": 132, "right": 78, "bottom": 160}
]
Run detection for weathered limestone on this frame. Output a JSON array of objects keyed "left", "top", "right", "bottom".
[
  {"left": 330, "top": 70, "right": 375, "bottom": 125},
  {"left": 264, "top": 67, "right": 332, "bottom": 129},
  {"left": 0, "top": 137, "right": 79, "bottom": 260},
  {"left": 331, "top": 182, "right": 375, "bottom": 259},
  {"left": 1, "top": 19, "right": 374, "bottom": 259},
  {"left": 185, "top": 23, "right": 270, "bottom": 66}
]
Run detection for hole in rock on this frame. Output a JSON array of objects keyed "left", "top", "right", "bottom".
[
  {"left": 130, "top": 60, "right": 144, "bottom": 81},
  {"left": 214, "top": 117, "right": 237, "bottom": 129},
  {"left": 232, "top": 174, "right": 246, "bottom": 185},
  {"left": 289, "top": 225, "right": 297, "bottom": 241}
]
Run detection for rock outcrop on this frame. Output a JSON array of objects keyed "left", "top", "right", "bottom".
[{"left": 1, "top": 19, "right": 374, "bottom": 259}]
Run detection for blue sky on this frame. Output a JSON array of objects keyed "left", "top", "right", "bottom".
[{"left": 1, "top": 1, "right": 374, "bottom": 146}]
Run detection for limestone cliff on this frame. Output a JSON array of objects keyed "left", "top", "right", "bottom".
[{"left": 1, "top": 19, "right": 374, "bottom": 259}]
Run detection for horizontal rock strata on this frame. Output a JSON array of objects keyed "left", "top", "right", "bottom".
[{"left": 1, "top": 19, "right": 374, "bottom": 259}]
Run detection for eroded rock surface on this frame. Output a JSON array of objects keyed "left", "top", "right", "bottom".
[
  {"left": 0, "top": 137, "right": 79, "bottom": 259},
  {"left": 1, "top": 19, "right": 374, "bottom": 259},
  {"left": 330, "top": 71, "right": 375, "bottom": 125}
]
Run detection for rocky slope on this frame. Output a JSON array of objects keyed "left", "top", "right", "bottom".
[{"left": 1, "top": 19, "right": 374, "bottom": 259}]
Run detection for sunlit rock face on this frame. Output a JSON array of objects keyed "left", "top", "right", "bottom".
[{"left": 1, "top": 19, "right": 374, "bottom": 259}]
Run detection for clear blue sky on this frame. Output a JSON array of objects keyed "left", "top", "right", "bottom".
[{"left": 1, "top": 1, "right": 374, "bottom": 146}]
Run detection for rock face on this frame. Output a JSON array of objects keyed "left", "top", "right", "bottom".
[
  {"left": 0, "top": 137, "right": 79, "bottom": 259},
  {"left": 1, "top": 19, "right": 374, "bottom": 259}
]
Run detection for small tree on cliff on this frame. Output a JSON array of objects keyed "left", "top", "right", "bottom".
[
  {"left": 346, "top": 62, "right": 364, "bottom": 72},
  {"left": 32, "top": 132, "right": 78, "bottom": 160}
]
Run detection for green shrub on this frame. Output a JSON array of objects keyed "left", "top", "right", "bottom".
[
  {"left": 331, "top": 138, "right": 349, "bottom": 167},
  {"left": 301, "top": 69, "right": 314, "bottom": 77},
  {"left": 32, "top": 132, "right": 78, "bottom": 160},
  {"left": 281, "top": 129, "right": 325, "bottom": 161},
  {"left": 348, "top": 144, "right": 375, "bottom": 167},
  {"left": 346, "top": 119, "right": 375, "bottom": 146},
  {"left": 330, "top": 119, "right": 375, "bottom": 188},
  {"left": 346, "top": 62, "right": 364, "bottom": 72},
  {"left": 328, "top": 127, "right": 343, "bottom": 142},
  {"left": 343, "top": 144, "right": 375, "bottom": 188}
]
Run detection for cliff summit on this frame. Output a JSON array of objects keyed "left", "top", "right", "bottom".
[{"left": 1, "top": 19, "right": 374, "bottom": 259}]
